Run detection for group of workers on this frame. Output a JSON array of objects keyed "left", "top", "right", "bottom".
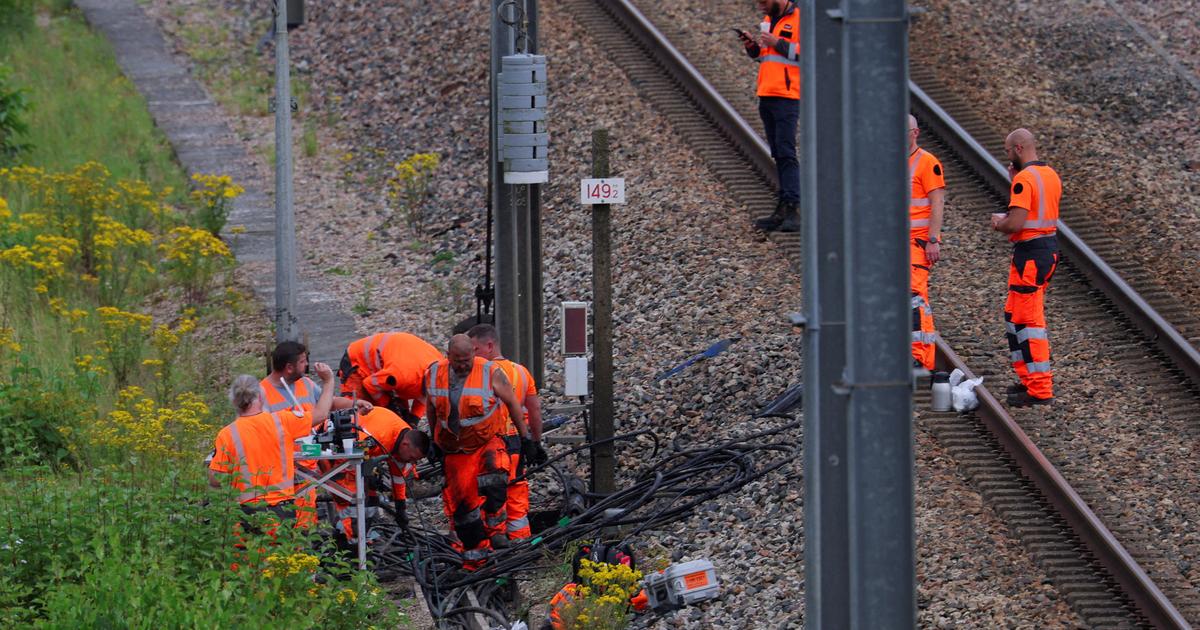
[
  {"left": 744, "top": 0, "right": 1060, "bottom": 406},
  {"left": 208, "top": 325, "right": 547, "bottom": 567}
]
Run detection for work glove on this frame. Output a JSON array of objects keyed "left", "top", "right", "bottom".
[
  {"left": 532, "top": 441, "right": 549, "bottom": 467},
  {"left": 394, "top": 499, "right": 409, "bottom": 531},
  {"left": 519, "top": 437, "right": 539, "bottom": 473},
  {"left": 364, "top": 456, "right": 390, "bottom": 492}
]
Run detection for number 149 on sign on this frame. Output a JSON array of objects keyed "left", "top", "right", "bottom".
[{"left": 580, "top": 178, "right": 626, "bottom": 205}]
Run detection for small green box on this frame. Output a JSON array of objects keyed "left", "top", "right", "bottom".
[{"left": 301, "top": 443, "right": 321, "bottom": 457}]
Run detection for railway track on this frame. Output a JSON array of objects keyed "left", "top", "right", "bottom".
[{"left": 565, "top": 0, "right": 1200, "bottom": 627}]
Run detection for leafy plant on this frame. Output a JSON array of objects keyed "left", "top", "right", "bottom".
[
  {"left": 385, "top": 152, "right": 440, "bottom": 231},
  {"left": 159, "top": 225, "right": 234, "bottom": 304},
  {"left": 352, "top": 278, "right": 375, "bottom": 316},
  {"left": 189, "top": 172, "right": 244, "bottom": 235},
  {"left": 0, "top": 64, "right": 32, "bottom": 163}
]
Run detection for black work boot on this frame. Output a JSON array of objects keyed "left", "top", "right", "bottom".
[
  {"left": 779, "top": 202, "right": 800, "bottom": 233},
  {"left": 754, "top": 200, "right": 785, "bottom": 231}
]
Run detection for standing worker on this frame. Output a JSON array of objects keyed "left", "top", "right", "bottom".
[
  {"left": 325, "top": 406, "right": 431, "bottom": 545},
  {"left": 467, "top": 323, "right": 547, "bottom": 541},
  {"left": 425, "top": 334, "right": 528, "bottom": 567},
  {"left": 338, "top": 332, "right": 444, "bottom": 423},
  {"left": 261, "top": 341, "right": 371, "bottom": 526},
  {"left": 738, "top": 0, "right": 801, "bottom": 233},
  {"left": 991, "top": 128, "right": 1060, "bottom": 407},
  {"left": 907, "top": 115, "right": 946, "bottom": 371},
  {"left": 209, "top": 365, "right": 336, "bottom": 521}
]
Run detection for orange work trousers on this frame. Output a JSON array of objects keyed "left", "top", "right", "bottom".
[
  {"left": 503, "top": 435, "right": 531, "bottom": 540},
  {"left": 441, "top": 435, "right": 510, "bottom": 567},
  {"left": 1005, "top": 237, "right": 1058, "bottom": 399},
  {"left": 910, "top": 237, "right": 936, "bottom": 370}
]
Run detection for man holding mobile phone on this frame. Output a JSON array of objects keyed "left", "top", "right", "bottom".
[{"left": 739, "top": 0, "right": 801, "bottom": 233}]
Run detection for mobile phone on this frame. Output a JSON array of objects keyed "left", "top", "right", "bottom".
[{"left": 732, "top": 28, "right": 749, "bottom": 40}]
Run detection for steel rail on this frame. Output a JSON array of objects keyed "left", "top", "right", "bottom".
[
  {"left": 935, "top": 339, "right": 1190, "bottom": 630},
  {"left": 597, "top": 1, "right": 1191, "bottom": 627},
  {"left": 910, "top": 83, "right": 1200, "bottom": 392}
]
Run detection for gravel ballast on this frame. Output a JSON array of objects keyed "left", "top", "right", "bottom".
[{"left": 128, "top": 0, "right": 1200, "bottom": 626}]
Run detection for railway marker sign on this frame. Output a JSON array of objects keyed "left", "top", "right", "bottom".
[{"left": 580, "top": 177, "right": 625, "bottom": 205}]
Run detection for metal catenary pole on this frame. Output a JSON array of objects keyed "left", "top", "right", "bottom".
[
  {"left": 590, "top": 129, "right": 615, "bottom": 495},
  {"left": 273, "top": 0, "right": 299, "bottom": 342},
  {"left": 842, "top": 0, "right": 914, "bottom": 626},
  {"left": 525, "top": 0, "right": 545, "bottom": 388},
  {"left": 803, "top": 0, "right": 850, "bottom": 626}
]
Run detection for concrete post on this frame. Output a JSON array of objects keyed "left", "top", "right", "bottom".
[
  {"left": 590, "top": 129, "right": 615, "bottom": 495},
  {"left": 273, "top": 0, "right": 299, "bottom": 342}
]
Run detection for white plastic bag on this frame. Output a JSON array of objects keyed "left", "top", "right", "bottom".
[{"left": 948, "top": 368, "right": 984, "bottom": 413}]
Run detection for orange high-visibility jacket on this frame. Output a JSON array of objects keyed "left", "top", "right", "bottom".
[
  {"left": 756, "top": 6, "right": 801, "bottom": 99},
  {"left": 259, "top": 376, "right": 318, "bottom": 416},
  {"left": 908, "top": 147, "right": 945, "bottom": 239},
  {"left": 494, "top": 358, "right": 535, "bottom": 437},
  {"left": 210, "top": 410, "right": 312, "bottom": 505},
  {"left": 1008, "top": 163, "right": 1061, "bottom": 243},
  {"left": 426, "top": 357, "right": 509, "bottom": 454},
  {"left": 347, "top": 332, "right": 443, "bottom": 405}
]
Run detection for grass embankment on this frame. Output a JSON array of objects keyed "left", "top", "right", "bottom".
[{"left": 0, "top": 2, "right": 401, "bottom": 625}]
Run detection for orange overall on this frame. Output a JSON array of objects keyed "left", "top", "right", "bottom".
[
  {"left": 909, "top": 147, "right": 945, "bottom": 369},
  {"left": 323, "top": 407, "right": 413, "bottom": 542},
  {"left": 339, "top": 332, "right": 444, "bottom": 419},
  {"left": 494, "top": 359, "right": 536, "bottom": 540},
  {"left": 259, "top": 377, "right": 321, "bottom": 527},
  {"left": 1006, "top": 163, "right": 1061, "bottom": 399},
  {"left": 426, "top": 357, "right": 511, "bottom": 566}
]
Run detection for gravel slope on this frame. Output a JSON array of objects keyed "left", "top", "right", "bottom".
[{"left": 139, "top": 0, "right": 1102, "bottom": 626}]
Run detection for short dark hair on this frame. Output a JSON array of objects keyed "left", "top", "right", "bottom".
[
  {"left": 271, "top": 341, "right": 308, "bottom": 372},
  {"left": 396, "top": 428, "right": 431, "bottom": 456},
  {"left": 466, "top": 323, "right": 499, "bottom": 342}
]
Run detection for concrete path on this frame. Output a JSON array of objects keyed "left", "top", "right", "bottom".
[{"left": 75, "top": 0, "right": 355, "bottom": 364}]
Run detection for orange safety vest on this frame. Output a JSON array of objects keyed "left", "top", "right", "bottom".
[
  {"left": 260, "top": 376, "right": 318, "bottom": 416},
  {"left": 756, "top": 5, "right": 801, "bottom": 99},
  {"left": 426, "top": 357, "right": 509, "bottom": 454},
  {"left": 908, "top": 147, "right": 944, "bottom": 239},
  {"left": 494, "top": 358, "right": 535, "bottom": 437},
  {"left": 212, "top": 411, "right": 303, "bottom": 505},
  {"left": 347, "top": 332, "right": 443, "bottom": 403},
  {"left": 1008, "top": 163, "right": 1061, "bottom": 243}
]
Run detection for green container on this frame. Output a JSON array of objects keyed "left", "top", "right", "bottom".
[{"left": 301, "top": 443, "right": 321, "bottom": 457}]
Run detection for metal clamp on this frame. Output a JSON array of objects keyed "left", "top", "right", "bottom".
[{"left": 268, "top": 96, "right": 299, "bottom": 113}]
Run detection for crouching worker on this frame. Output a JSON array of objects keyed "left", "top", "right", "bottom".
[
  {"left": 326, "top": 406, "right": 431, "bottom": 546},
  {"left": 426, "top": 334, "right": 528, "bottom": 568},
  {"left": 209, "top": 364, "right": 335, "bottom": 531}
]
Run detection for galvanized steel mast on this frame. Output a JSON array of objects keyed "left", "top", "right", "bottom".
[
  {"left": 272, "top": 0, "right": 299, "bottom": 343},
  {"left": 803, "top": 0, "right": 914, "bottom": 627}
]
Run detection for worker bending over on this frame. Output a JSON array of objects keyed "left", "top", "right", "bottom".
[
  {"left": 991, "top": 127, "right": 1060, "bottom": 406},
  {"left": 907, "top": 115, "right": 947, "bottom": 371},
  {"left": 339, "top": 332, "right": 444, "bottom": 423},
  {"left": 467, "top": 323, "right": 547, "bottom": 541},
  {"left": 209, "top": 364, "right": 335, "bottom": 524},
  {"left": 325, "top": 406, "right": 431, "bottom": 545},
  {"left": 261, "top": 341, "right": 371, "bottom": 526},
  {"left": 426, "top": 334, "right": 528, "bottom": 567}
]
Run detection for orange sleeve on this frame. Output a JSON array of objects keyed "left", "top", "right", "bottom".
[
  {"left": 209, "top": 429, "right": 236, "bottom": 474},
  {"left": 521, "top": 365, "right": 537, "bottom": 397},
  {"left": 284, "top": 412, "right": 312, "bottom": 440},
  {"left": 1009, "top": 172, "right": 1034, "bottom": 212},
  {"left": 919, "top": 155, "right": 945, "bottom": 194}
]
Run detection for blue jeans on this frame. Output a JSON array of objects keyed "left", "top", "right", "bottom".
[{"left": 758, "top": 96, "right": 800, "bottom": 205}]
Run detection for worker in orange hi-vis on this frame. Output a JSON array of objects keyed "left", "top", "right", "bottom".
[
  {"left": 324, "top": 406, "right": 431, "bottom": 545},
  {"left": 259, "top": 341, "right": 372, "bottom": 527},
  {"left": 338, "top": 332, "right": 444, "bottom": 424},
  {"left": 466, "top": 323, "right": 547, "bottom": 541},
  {"left": 425, "top": 334, "right": 528, "bottom": 569},
  {"left": 907, "top": 115, "right": 947, "bottom": 371},
  {"left": 991, "top": 127, "right": 1061, "bottom": 407},
  {"left": 209, "top": 366, "right": 336, "bottom": 528}
]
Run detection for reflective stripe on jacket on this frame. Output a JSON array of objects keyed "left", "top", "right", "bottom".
[
  {"left": 1009, "top": 163, "right": 1061, "bottom": 243},
  {"left": 426, "top": 357, "right": 508, "bottom": 454},
  {"left": 756, "top": 6, "right": 801, "bottom": 99}
]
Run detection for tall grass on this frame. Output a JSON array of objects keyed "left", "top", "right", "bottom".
[{"left": 0, "top": 1, "right": 187, "bottom": 192}]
